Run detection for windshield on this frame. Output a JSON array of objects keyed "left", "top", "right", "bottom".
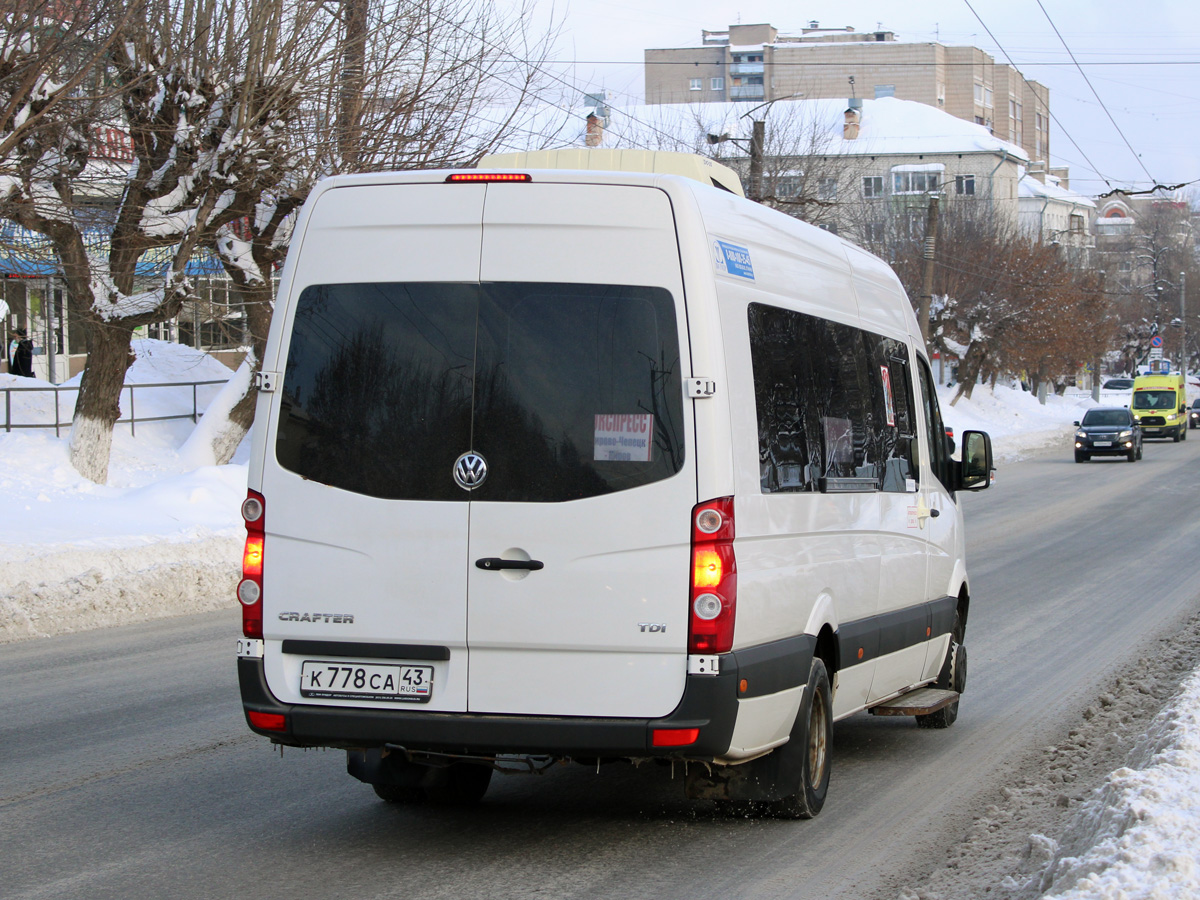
[
  {"left": 1132, "top": 390, "right": 1177, "bottom": 410},
  {"left": 1081, "top": 410, "right": 1130, "bottom": 427}
]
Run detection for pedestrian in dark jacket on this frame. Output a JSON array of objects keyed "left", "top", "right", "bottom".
[{"left": 8, "top": 327, "right": 33, "bottom": 377}]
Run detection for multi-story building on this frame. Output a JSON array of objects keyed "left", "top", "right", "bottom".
[
  {"left": 1018, "top": 167, "right": 1096, "bottom": 263},
  {"left": 644, "top": 22, "right": 1050, "bottom": 165}
]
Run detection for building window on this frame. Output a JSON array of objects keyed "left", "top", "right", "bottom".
[
  {"left": 1070, "top": 213, "right": 1086, "bottom": 233},
  {"left": 818, "top": 177, "right": 837, "bottom": 201},
  {"left": 984, "top": 87, "right": 993, "bottom": 108},
  {"left": 710, "top": 76, "right": 724, "bottom": 91},
  {"left": 689, "top": 78, "right": 702, "bottom": 91},
  {"left": 862, "top": 175, "right": 885, "bottom": 198},
  {"left": 775, "top": 174, "right": 802, "bottom": 199},
  {"left": 893, "top": 170, "right": 939, "bottom": 194},
  {"left": 874, "top": 84, "right": 895, "bottom": 99},
  {"left": 974, "top": 83, "right": 984, "bottom": 104},
  {"left": 955, "top": 175, "right": 976, "bottom": 196},
  {"left": 863, "top": 221, "right": 886, "bottom": 243}
]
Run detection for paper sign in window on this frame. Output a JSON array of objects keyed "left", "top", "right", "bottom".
[
  {"left": 880, "top": 365, "right": 896, "bottom": 426},
  {"left": 594, "top": 414, "right": 654, "bottom": 462}
]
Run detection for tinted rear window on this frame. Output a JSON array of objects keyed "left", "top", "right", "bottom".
[{"left": 276, "top": 282, "right": 684, "bottom": 502}]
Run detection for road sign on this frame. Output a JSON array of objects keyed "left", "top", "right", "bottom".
[{"left": 1150, "top": 335, "right": 1164, "bottom": 348}]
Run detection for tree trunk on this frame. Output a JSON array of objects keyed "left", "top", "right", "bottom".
[
  {"left": 192, "top": 277, "right": 273, "bottom": 465},
  {"left": 69, "top": 322, "right": 136, "bottom": 484}
]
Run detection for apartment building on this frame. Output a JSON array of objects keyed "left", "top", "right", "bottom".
[{"left": 644, "top": 22, "right": 1050, "bottom": 165}]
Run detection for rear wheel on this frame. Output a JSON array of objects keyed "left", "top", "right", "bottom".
[
  {"left": 764, "top": 658, "right": 833, "bottom": 819},
  {"left": 1136, "top": 442, "right": 1144, "bottom": 460}
]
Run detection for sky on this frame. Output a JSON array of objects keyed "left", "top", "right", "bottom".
[
  {"left": 2, "top": 341, "right": 1200, "bottom": 896},
  {"left": 521, "top": 0, "right": 1200, "bottom": 196}
]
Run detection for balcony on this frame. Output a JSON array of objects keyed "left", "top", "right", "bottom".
[
  {"left": 730, "top": 85, "right": 765, "bottom": 100},
  {"left": 729, "top": 62, "right": 764, "bottom": 75}
]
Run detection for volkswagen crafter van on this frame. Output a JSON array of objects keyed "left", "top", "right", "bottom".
[{"left": 236, "top": 161, "right": 993, "bottom": 818}]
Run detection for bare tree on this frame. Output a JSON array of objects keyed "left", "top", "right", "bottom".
[
  {"left": 0, "top": 0, "right": 328, "bottom": 482},
  {"left": 885, "top": 204, "right": 1117, "bottom": 402},
  {"left": 192, "top": 0, "right": 562, "bottom": 465}
]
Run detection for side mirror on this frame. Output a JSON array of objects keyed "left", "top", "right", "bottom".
[
  {"left": 958, "top": 431, "right": 993, "bottom": 491},
  {"left": 1073, "top": 420, "right": 1081, "bottom": 427}
]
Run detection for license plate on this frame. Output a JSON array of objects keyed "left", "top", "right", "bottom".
[
  {"left": 300, "top": 660, "right": 433, "bottom": 702},
  {"left": 1093, "top": 441, "right": 1112, "bottom": 447}
]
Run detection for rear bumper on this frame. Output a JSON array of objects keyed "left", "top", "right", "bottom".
[{"left": 238, "top": 635, "right": 815, "bottom": 759}]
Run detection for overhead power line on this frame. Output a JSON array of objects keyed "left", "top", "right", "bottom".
[
  {"left": 960, "top": 0, "right": 1114, "bottom": 190},
  {"left": 1034, "top": 0, "right": 1156, "bottom": 186}
]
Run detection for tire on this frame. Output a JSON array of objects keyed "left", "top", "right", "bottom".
[
  {"left": 916, "top": 642, "right": 966, "bottom": 728},
  {"left": 1136, "top": 442, "right": 1144, "bottom": 460},
  {"left": 1074, "top": 451, "right": 1089, "bottom": 463},
  {"left": 423, "top": 763, "right": 493, "bottom": 805},
  {"left": 1127, "top": 446, "right": 1137, "bottom": 462},
  {"left": 1173, "top": 427, "right": 1181, "bottom": 443},
  {"left": 764, "top": 658, "right": 833, "bottom": 819},
  {"left": 1182, "top": 426, "right": 1188, "bottom": 441}
]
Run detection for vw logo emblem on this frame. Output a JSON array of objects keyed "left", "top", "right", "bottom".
[{"left": 453, "top": 451, "right": 488, "bottom": 491}]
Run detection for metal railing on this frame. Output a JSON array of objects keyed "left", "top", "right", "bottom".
[{"left": 3, "top": 380, "right": 227, "bottom": 437}]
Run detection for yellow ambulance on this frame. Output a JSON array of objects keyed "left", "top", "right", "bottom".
[{"left": 1131, "top": 373, "right": 1189, "bottom": 441}]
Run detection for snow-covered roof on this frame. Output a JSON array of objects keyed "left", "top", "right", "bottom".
[
  {"left": 1018, "top": 172, "right": 1096, "bottom": 208},
  {"left": 483, "top": 96, "right": 1031, "bottom": 163}
]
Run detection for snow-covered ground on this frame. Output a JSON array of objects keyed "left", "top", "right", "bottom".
[{"left": 0, "top": 344, "right": 1194, "bottom": 897}]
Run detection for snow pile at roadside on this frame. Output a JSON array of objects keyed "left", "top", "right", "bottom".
[
  {"left": 0, "top": 340, "right": 246, "bottom": 642},
  {"left": 939, "top": 382, "right": 1097, "bottom": 462},
  {"left": 1035, "top": 667, "right": 1200, "bottom": 898}
]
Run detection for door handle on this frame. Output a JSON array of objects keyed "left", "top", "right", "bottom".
[{"left": 475, "top": 558, "right": 544, "bottom": 571}]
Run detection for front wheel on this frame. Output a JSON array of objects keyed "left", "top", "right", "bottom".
[
  {"left": 1173, "top": 427, "right": 1182, "bottom": 443},
  {"left": 917, "top": 642, "right": 966, "bottom": 728},
  {"left": 765, "top": 658, "right": 833, "bottom": 819},
  {"left": 1075, "top": 451, "right": 1089, "bottom": 463}
]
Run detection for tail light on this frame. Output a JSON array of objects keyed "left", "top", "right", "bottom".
[
  {"left": 689, "top": 497, "right": 736, "bottom": 654},
  {"left": 239, "top": 489, "right": 265, "bottom": 639}
]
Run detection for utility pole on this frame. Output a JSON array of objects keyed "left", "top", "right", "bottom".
[
  {"left": 917, "top": 194, "right": 940, "bottom": 345},
  {"left": 1181, "top": 270, "right": 1187, "bottom": 380},
  {"left": 749, "top": 119, "right": 765, "bottom": 203}
]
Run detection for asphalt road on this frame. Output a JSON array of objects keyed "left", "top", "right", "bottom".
[{"left": 4, "top": 435, "right": 1199, "bottom": 900}]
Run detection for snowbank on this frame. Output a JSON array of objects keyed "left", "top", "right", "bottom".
[
  {"left": 0, "top": 339, "right": 247, "bottom": 644},
  {"left": 1037, "top": 667, "right": 1200, "bottom": 898},
  {"left": 940, "top": 383, "right": 1094, "bottom": 461}
]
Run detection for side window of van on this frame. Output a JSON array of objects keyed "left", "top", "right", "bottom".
[
  {"left": 749, "top": 303, "right": 906, "bottom": 493},
  {"left": 916, "top": 357, "right": 950, "bottom": 490}
]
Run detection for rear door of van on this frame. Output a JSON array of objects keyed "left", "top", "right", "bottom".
[
  {"left": 260, "top": 177, "right": 696, "bottom": 721},
  {"left": 465, "top": 182, "right": 695, "bottom": 718}
]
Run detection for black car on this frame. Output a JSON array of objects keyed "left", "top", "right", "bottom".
[
  {"left": 1190, "top": 398, "right": 1200, "bottom": 429},
  {"left": 1103, "top": 378, "right": 1134, "bottom": 391},
  {"left": 1074, "top": 407, "right": 1142, "bottom": 462}
]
